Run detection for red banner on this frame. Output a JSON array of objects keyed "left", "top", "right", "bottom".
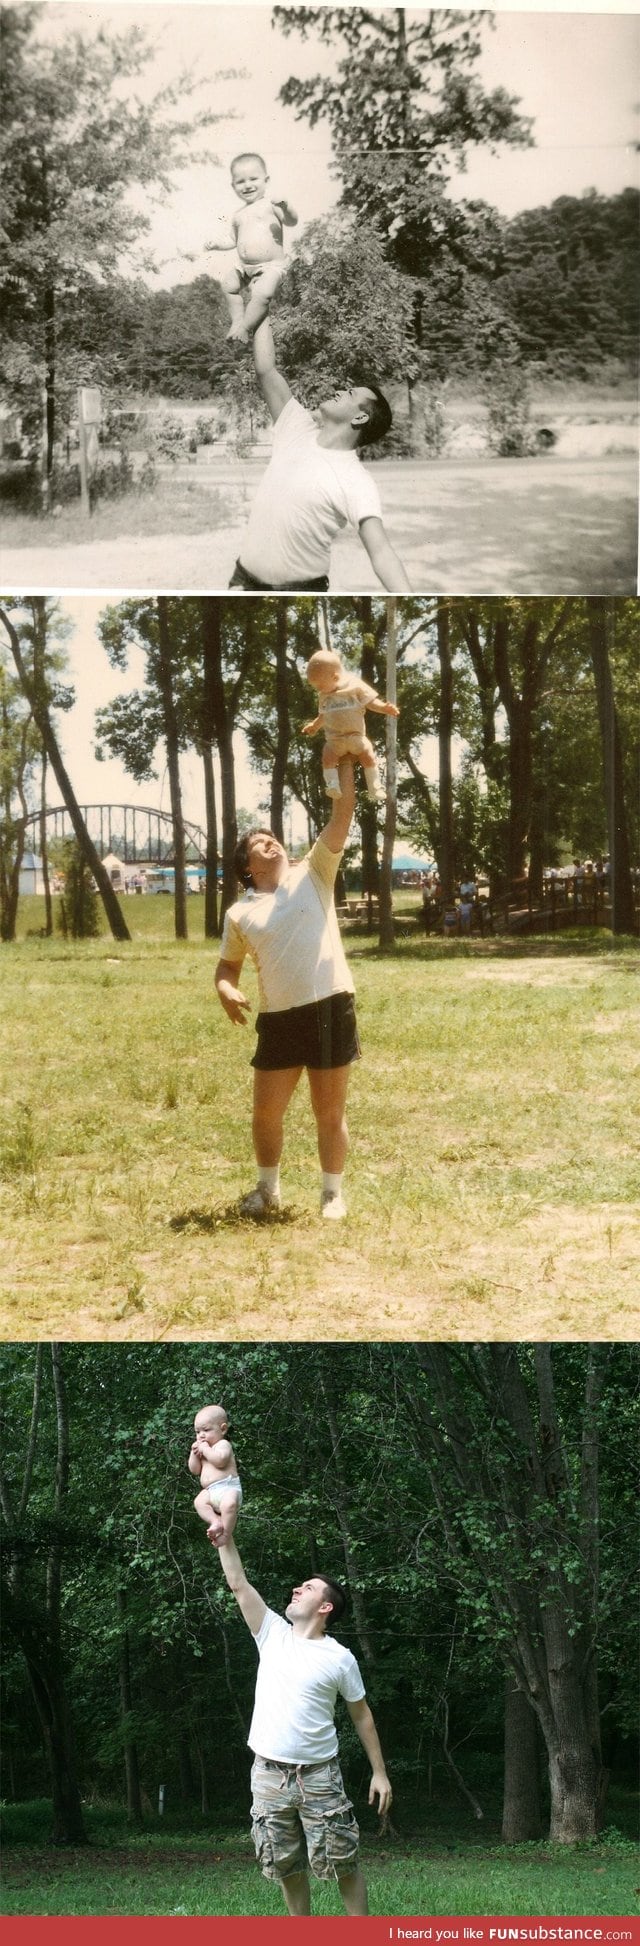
[{"left": 2, "top": 1920, "right": 639, "bottom": 1946}]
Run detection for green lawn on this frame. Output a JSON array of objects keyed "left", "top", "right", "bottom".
[
  {"left": 2, "top": 1804, "right": 637, "bottom": 1916},
  {"left": 1, "top": 900, "right": 638, "bottom": 1342}
]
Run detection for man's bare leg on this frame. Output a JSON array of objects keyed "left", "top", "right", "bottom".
[
  {"left": 307, "top": 1064, "right": 350, "bottom": 1173},
  {"left": 252, "top": 1067, "right": 303, "bottom": 1166},
  {"left": 279, "top": 1870, "right": 311, "bottom": 1916},
  {"left": 338, "top": 1866, "right": 369, "bottom": 1915}
]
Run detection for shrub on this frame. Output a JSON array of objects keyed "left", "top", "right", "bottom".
[{"left": 483, "top": 363, "right": 533, "bottom": 457}]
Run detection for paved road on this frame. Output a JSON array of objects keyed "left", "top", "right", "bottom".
[{"left": 1, "top": 455, "right": 636, "bottom": 594}]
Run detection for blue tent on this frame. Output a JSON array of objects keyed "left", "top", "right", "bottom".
[{"left": 392, "top": 850, "right": 435, "bottom": 874}]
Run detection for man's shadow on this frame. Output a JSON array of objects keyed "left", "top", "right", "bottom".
[{"left": 169, "top": 1202, "right": 300, "bottom": 1234}]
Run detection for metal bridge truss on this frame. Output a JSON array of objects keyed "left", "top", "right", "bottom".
[{"left": 23, "top": 804, "right": 207, "bottom": 865}]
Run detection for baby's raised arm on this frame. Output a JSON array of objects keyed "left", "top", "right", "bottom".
[
  {"left": 188, "top": 1440, "right": 203, "bottom": 1477},
  {"left": 271, "top": 195, "right": 298, "bottom": 227}
]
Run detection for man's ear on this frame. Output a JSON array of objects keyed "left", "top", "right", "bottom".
[{"left": 351, "top": 409, "right": 368, "bottom": 428}]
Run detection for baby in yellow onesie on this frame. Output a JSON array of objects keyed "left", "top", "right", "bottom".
[{"left": 303, "top": 648, "right": 400, "bottom": 801}]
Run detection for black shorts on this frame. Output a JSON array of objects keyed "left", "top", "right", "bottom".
[
  {"left": 250, "top": 993, "right": 360, "bottom": 1072},
  {"left": 229, "top": 559, "right": 329, "bottom": 594}
]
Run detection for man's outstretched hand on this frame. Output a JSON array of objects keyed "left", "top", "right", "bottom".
[{"left": 369, "top": 1770, "right": 393, "bottom": 1816}]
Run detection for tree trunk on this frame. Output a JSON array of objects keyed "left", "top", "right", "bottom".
[
  {"left": 0, "top": 604, "right": 131, "bottom": 942},
  {"left": 116, "top": 1583, "right": 143, "bottom": 1824},
  {"left": 359, "top": 599, "right": 379, "bottom": 920},
  {"left": 44, "top": 282, "right": 56, "bottom": 494},
  {"left": 502, "top": 1675, "right": 542, "bottom": 1841},
  {"left": 379, "top": 598, "right": 397, "bottom": 949},
  {"left": 26, "top": 1650, "right": 87, "bottom": 1845},
  {"left": 201, "top": 740, "right": 219, "bottom": 938},
  {"left": 156, "top": 597, "right": 187, "bottom": 941},
  {"left": 270, "top": 602, "right": 290, "bottom": 843},
  {"left": 437, "top": 599, "right": 455, "bottom": 899},
  {"left": 40, "top": 747, "right": 53, "bottom": 936},
  {"left": 587, "top": 599, "right": 635, "bottom": 933},
  {"left": 200, "top": 600, "right": 239, "bottom": 922}
]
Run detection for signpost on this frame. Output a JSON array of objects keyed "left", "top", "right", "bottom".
[{"left": 77, "top": 386, "right": 102, "bottom": 515}]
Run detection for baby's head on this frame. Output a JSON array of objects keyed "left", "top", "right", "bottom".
[
  {"left": 306, "top": 648, "right": 343, "bottom": 695},
  {"left": 194, "top": 1404, "right": 229, "bottom": 1441},
  {"left": 230, "top": 152, "right": 268, "bottom": 203}
]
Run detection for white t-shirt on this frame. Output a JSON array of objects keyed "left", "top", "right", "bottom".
[
  {"left": 241, "top": 398, "right": 382, "bottom": 586},
  {"left": 248, "top": 1608, "right": 366, "bottom": 1764},
  {"left": 220, "top": 836, "right": 354, "bottom": 1014}
]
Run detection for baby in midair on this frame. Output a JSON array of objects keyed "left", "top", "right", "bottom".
[
  {"left": 189, "top": 1403, "right": 242, "bottom": 1546},
  {"left": 303, "top": 649, "right": 400, "bottom": 801},
  {"left": 206, "top": 151, "right": 297, "bottom": 344}
]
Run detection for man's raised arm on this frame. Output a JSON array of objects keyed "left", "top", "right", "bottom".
[
  {"left": 210, "top": 1532, "right": 267, "bottom": 1636},
  {"left": 253, "top": 317, "right": 292, "bottom": 423},
  {"left": 319, "top": 756, "right": 356, "bottom": 854}
]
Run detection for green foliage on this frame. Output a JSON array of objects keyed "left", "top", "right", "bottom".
[{"left": 483, "top": 364, "right": 533, "bottom": 458}]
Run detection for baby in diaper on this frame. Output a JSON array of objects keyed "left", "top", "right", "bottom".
[
  {"left": 189, "top": 1402, "right": 242, "bottom": 1545},
  {"left": 303, "top": 648, "right": 400, "bottom": 802}
]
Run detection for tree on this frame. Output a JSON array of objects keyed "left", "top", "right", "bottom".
[
  {"left": 409, "top": 1344, "right": 629, "bottom": 1841},
  {"left": 587, "top": 600, "right": 636, "bottom": 933},
  {"left": 378, "top": 599, "right": 398, "bottom": 948},
  {"left": 274, "top": 7, "right": 530, "bottom": 424},
  {"left": 0, "top": 6, "right": 220, "bottom": 495},
  {"left": 0, "top": 1345, "right": 87, "bottom": 1844},
  {"left": 0, "top": 600, "right": 131, "bottom": 942}
]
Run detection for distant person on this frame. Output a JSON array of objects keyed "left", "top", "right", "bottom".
[
  {"left": 303, "top": 647, "right": 399, "bottom": 802},
  {"left": 205, "top": 151, "right": 297, "bottom": 344},
  {"left": 229, "top": 317, "right": 412, "bottom": 593},
  {"left": 208, "top": 1528, "right": 392, "bottom": 1917},
  {"left": 214, "top": 758, "right": 358, "bottom": 1221},
  {"left": 189, "top": 1402, "right": 242, "bottom": 1546}
]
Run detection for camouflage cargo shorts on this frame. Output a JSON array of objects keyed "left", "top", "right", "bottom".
[{"left": 250, "top": 1754, "right": 360, "bottom": 1882}]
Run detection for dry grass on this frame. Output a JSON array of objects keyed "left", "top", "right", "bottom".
[{"left": 1, "top": 902, "right": 638, "bottom": 1342}]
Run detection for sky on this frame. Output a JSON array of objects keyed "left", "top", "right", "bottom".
[{"left": 37, "top": 2, "right": 639, "bottom": 286}]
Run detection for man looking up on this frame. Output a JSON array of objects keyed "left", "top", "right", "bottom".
[
  {"left": 215, "top": 756, "right": 358, "bottom": 1221},
  {"left": 209, "top": 1529, "right": 392, "bottom": 1917},
  {"left": 228, "top": 316, "right": 412, "bottom": 592}
]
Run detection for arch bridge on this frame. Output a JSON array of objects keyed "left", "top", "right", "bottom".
[{"left": 23, "top": 804, "right": 207, "bottom": 864}]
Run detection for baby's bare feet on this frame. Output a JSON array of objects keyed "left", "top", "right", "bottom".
[{"left": 226, "top": 322, "right": 250, "bottom": 346}]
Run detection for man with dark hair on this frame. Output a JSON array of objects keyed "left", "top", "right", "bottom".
[
  {"left": 216, "top": 758, "right": 359, "bottom": 1221},
  {"left": 210, "top": 1530, "right": 392, "bottom": 1917},
  {"left": 228, "top": 316, "right": 411, "bottom": 592}
]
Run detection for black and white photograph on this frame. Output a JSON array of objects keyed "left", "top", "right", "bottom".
[{"left": 1, "top": 0, "right": 638, "bottom": 595}]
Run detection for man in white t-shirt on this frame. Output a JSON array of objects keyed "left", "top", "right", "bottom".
[
  {"left": 228, "top": 317, "right": 412, "bottom": 592},
  {"left": 210, "top": 1531, "right": 392, "bottom": 1916},
  {"left": 215, "top": 758, "right": 358, "bottom": 1221}
]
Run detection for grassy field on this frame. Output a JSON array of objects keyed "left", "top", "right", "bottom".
[
  {"left": 2, "top": 1802, "right": 637, "bottom": 1917},
  {"left": 1, "top": 898, "right": 638, "bottom": 1343}
]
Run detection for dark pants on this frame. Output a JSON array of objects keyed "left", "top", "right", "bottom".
[{"left": 229, "top": 558, "right": 329, "bottom": 593}]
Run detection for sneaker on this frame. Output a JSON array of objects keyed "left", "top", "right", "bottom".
[
  {"left": 239, "top": 1184, "right": 281, "bottom": 1218},
  {"left": 320, "top": 1190, "right": 347, "bottom": 1221}
]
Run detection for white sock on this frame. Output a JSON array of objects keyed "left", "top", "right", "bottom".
[
  {"left": 321, "top": 1172, "right": 343, "bottom": 1198},
  {"left": 324, "top": 767, "right": 341, "bottom": 797},
  {"left": 257, "top": 1165, "right": 280, "bottom": 1197},
  {"left": 364, "top": 765, "right": 378, "bottom": 801}
]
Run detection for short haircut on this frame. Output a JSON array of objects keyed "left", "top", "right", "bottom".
[
  {"left": 231, "top": 152, "right": 267, "bottom": 176},
  {"left": 234, "top": 826, "right": 274, "bottom": 889},
  {"left": 318, "top": 1575, "right": 347, "bottom": 1629},
  {"left": 355, "top": 383, "right": 393, "bottom": 448}
]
